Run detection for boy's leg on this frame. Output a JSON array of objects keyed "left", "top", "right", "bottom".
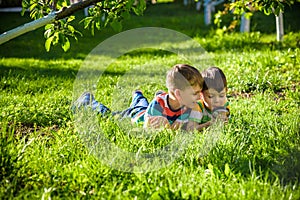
[
  {"left": 130, "top": 90, "right": 149, "bottom": 109},
  {"left": 130, "top": 90, "right": 149, "bottom": 123},
  {"left": 113, "top": 90, "right": 148, "bottom": 121},
  {"left": 73, "top": 92, "right": 110, "bottom": 116}
]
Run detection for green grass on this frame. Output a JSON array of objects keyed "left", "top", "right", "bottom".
[{"left": 1, "top": 1, "right": 300, "bottom": 199}]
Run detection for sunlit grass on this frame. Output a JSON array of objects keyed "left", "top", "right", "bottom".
[{"left": 0, "top": 2, "right": 300, "bottom": 199}]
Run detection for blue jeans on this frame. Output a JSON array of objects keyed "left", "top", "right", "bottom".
[
  {"left": 74, "top": 91, "right": 149, "bottom": 122},
  {"left": 112, "top": 91, "right": 149, "bottom": 121}
]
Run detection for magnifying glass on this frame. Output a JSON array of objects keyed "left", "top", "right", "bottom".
[{"left": 212, "top": 106, "right": 230, "bottom": 120}]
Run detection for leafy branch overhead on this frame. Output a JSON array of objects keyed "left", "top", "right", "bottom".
[{"left": 21, "top": 0, "right": 146, "bottom": 52}]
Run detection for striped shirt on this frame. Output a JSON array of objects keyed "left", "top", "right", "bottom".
[
  {"left": 189, "top": 100, "right": 230, "bottom": 124},
  {"left": 144, "top": 93, "right": 192, "bottom": 125}
]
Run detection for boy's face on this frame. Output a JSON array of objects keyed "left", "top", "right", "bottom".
[
  {"left": 177, "top": 85, "right": 202, "bottom": 109},
  {"left": 202, "top": 88, "right": 227, "bottom": 111}
]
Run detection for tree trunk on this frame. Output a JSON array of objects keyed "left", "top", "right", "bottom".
[
  {"left": 240, "top": 13, "right": 250, "bottom": 33},
  {"left": 204, "top": 0, "right": 211, "bottom": 25},
  {"left": 275, "top": 12, "right": 284, "bottom": 41}
]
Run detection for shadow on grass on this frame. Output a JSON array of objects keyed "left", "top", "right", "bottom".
[
  {"left": 0, "top": 64, "right": 129, "bottom": 83},
  {"left": 224, "top": 155, "right": 299, "bottom": 188},
  {"left": 0, "top": 65, "right": 78, "bottom": 80},
  {"left": 273, "top": 147, "right": 300, "bottom": 185}
]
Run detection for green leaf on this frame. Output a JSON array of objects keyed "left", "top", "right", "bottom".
[
  {"left": 95, "top": 17, "right": 101, "bottom": 30},
  {"left": 61, "top": 1, "right": 68, "bottom": 7},
  {"left": 21, "top": 0, "right": 29, "bottom": 16},
  {"left": 45, "top": 24, "right": 54, "bottom": 30},
  {"left": 263, "top": 7, "right": 272, "bottom": 15},
  {"left": 53, "top": 32, "right": 59, "bottom": 45},
  {"left": 44, "top": 29, "right": 52, "bottom": 38},
  {"left": 216, "top": 28, "right": 224, "bottom": 36},
  {"left": 126, "top": 0, "right": 134, "bottom": 9},
  {"left": 30, "top": 10, "right": 37, "bottom": 19},
  {"left": 67, "top": 25, "right": 75, "bottom": 33},
  {"left": 244, "top": 12, "right": 253, "bottom": 19},
  {"left": 62, "top": 37, "right": 70, "bottom": 52},
  {"left": 75, "top": 30, "right": 83, "bottom": 37},
  {"left": 45, "top": 36, "right": 54, "bottom": 52},
  {"left": 81, "top": 17, "right": 93, "bottom": 29},
  {"left": 91, "top": 21, "right": 95, "bottom": 36},
  {"left": 67, "top": 15, "right": 75, "bottom": 23},
  {"left": 275, "top": 6, "right": 281, "bottom": 16},
  {"left": 233, "top": 7, "right": 242, "bottom": 15},
  {"left": 29, "top": 3, "right": 37, "bottom": 11}
]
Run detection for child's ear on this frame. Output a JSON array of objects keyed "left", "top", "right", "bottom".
[
  {"left": 200, "top": 92, "right": 204, "bottom": 99},
  {"left": 174, "top": 89, "right": 182, "bottom": 99}
]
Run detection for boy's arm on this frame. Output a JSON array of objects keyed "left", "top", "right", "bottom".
[
  {"left": 182, "top": 103, "right": 212, "bottom": 131},
  {"left": 145, "top": 116, "right": 170, "bottom": 129},
  {"left": 146, "top": 117, "right": 183, "bottom": 130},
  {"left": 144, "top": 99, "right": 171, "bottom": 129},
  {"left": 195, "top": 121, "right": 212, "bottom": 131}
]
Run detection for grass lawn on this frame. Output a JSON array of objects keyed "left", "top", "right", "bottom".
[{"left": 0, "top": 1, "right": 300, "bottom": 199}]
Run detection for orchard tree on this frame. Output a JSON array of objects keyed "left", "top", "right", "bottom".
[
  {"left": 220, "top": 0, "right": 299, "bottom": 15},
  {"left": 214, "top": 0, "right": 300, "bottom": 40},
  {"left": 0, "top": 0, "right": 146, "bottom": 51}
]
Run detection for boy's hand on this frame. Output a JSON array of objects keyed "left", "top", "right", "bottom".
[
  {"left": 171, "top": 121, "right": 184, "bottom": 130},
  {"left": 213, "top": 112, "right": 228, "bottom": 123},
  {"left": 212, "top": 107, "right": 229, "bottom": 123},
  {"left": 182, "top": 121, "right": 212, "bottom": 131},
  {"left": 195, "top": 121, "right": 212, "bottom": 131},
  {"left": 146, "top": 116, "right": 170, "bottom": 129}
]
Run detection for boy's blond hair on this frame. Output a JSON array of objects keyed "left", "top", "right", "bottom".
[{"left": 166, "top": 64, "right": 203, "bottom": 92}]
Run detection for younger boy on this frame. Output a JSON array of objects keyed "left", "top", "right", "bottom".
[
  {"left": 185, "top": 67, "right": 230, "bottom": 130},
  {"left": 200, "top": 66, "right": 230, "bottom": 122}
]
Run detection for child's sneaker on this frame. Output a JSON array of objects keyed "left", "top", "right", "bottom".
[
  {"left": 91, "top": 98, "right": 110, "bottom": 115},
  {"left": 72, "top": 92, "right": 110, "bottom": 116},
  {"left": 72, "top": 92, "right": 94, "bottom": 112}
]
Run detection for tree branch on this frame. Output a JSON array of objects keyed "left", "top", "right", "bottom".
[
  {"left": 0, "top": 0, "right": 103, "bottom": 45},
  {"left": 0, "top": 12, "right": 57, "bottom": 45},
  {"left": 56, "top": 0, "right": 103, "bottom": 20}
]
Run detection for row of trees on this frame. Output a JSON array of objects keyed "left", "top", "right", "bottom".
[
  {"left": 0, "top": 0, "right": 299, "bottom": 51},
  {"left": 184, "top": 0, "right": 299, "bottom": 40}
]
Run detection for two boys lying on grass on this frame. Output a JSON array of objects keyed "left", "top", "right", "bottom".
[{"left": 73, "top": 64, "right": 230, "bottom": 131}]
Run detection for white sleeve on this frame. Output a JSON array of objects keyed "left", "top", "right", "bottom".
[{"left": 188, "top": 110, "right": 203, "bottom": 123}]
